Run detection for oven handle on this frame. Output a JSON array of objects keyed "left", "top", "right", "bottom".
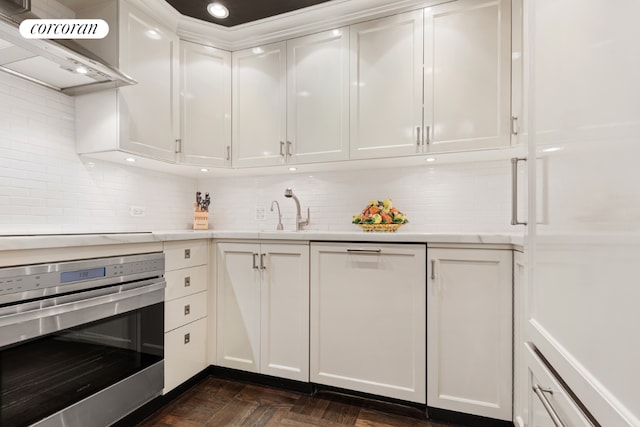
[{"left": 0, "top": 279, "right": 165, "bottom": 348}]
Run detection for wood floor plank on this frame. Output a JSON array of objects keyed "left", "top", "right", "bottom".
[
  {"left": 321, "top": 399, "right": 361, "bottom": 424},
  {"left": 137, "top": 377, "right": 463, "bottom": 427}
]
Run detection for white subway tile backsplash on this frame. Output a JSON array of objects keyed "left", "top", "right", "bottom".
[
  {"left": 0, "top": 73, "right": 196, "bottom": 234},
  {"left": 198, "top": 161, "right": 515, "bottom": 233}
]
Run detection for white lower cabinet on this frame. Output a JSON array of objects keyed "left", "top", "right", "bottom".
[
  {"left": 427, "top": 247, "right": 512, "bottom": 421},
  {"left": 215, "top": 242, "right": 309, "bottom": 382},
  {"left": 163, "top": 241, "right": 209, "bottom": 393},
  {"left": 310, "top": 242, "right": 426, "bottom": 403}
]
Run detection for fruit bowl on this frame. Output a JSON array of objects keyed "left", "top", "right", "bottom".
[
  {"left": 352, "top": 199, "right": 408, "bottom": 232},
  {"left": 358, "top": 223, "right": 403, "bottom": 232}
]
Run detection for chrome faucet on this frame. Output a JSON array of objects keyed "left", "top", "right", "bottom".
[
  {"left": 284, "top": 188, "right": 310, "bottom": 231},
  {"left": 270, "top": 200, "right": 284, "bottom": 231}
]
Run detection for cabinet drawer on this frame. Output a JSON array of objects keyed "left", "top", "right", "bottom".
[
  {"left": 526, "top": 344, "right": 594, "bottom": 427},
  {"left": 164, "top": 317, "right": 208, "bottom": 393},
  {"left": 164, "top": 240, "right": 208, "bottom": 271},
  {"left": 165, "top": 291, "right": 207, "bottom": 332},
  {"left": 165, "top": 264, "right": 208, "bottom": 301}
]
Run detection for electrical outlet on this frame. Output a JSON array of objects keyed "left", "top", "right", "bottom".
[
  {"left": 255, "top": 207, "right": 265, "bottom": 221},
  {"left": 130, "top": 206, "right": 146, "bottom": 217}
]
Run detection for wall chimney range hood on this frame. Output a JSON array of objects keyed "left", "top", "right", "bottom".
[{"left": 0, "top": 0, "right": 136, "bottom": 95}]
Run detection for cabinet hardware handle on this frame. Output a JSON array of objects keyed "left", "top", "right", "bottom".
[
  {"left": 184, "top": 276, "right": 191, "bottom": 287},
  {"left": 286, "top": 141, "right": 293, "bottom": 157},
  {"left": 511, "top": 157, "right": 528, "bottom": 226},
  {"left": 184, "top": 333, "right": 190, "bottom": 344},
  {"left": 252, "top": 253, "right": 259, "bottom": 269},
  {"left": 184, "top": 304, "right": 190, "bottom": 315},
  {"left": 260, "top": 253, "right": 267, "bottom": 270},
  {"left": 431, "top": 260, "right": 436, "bottom": 280},
  {"left": 346, "top": 248, "right": 382, "bottom": 254},
  {"left": 226, "top": 145, "right": 231, "bottom": 161},
  {"left": 279, "top": 141, "right": 285, "bottom": 157},
  {"left": 184, "top": 248, "right": 191, "bottom": 259},
  {"left": 416, "top": 126, "right": 421, "bottom": 148},
  {"left": 175, "top": 139, "right": 182, "bottom": 154},
  {"left": 533, "top": 385, "right": 565, "bottom": 427},
  {"left": 511, "top": 116, "right": 519, "bottom": 135},
  {"left": 425, "top": 125, "right": 431, "bottom": 145}
]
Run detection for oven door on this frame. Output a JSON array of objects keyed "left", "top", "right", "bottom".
[{"left": 0, "top": 279, "right": 165, "bottom": 427}]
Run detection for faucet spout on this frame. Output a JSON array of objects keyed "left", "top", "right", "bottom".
[
  {"left": 284, "top": 188, "right": 310, "bottom": 231},
  {"left": 270, "top": 200, "right": 284, "bottom": 230}
]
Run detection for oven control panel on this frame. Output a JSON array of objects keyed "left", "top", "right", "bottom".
[{"left": 0, "top": 253, "right": 164, "bottom": 302}]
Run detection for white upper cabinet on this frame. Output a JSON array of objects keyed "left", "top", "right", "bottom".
[
  {"left": 232, "top": 42, "right": 287, "bottom": 168},
  {"left": 233, "top": 28, "right": 350, "bottom": 168},
  {"left": 75, "top": 1, "right": 179, "bottom": 163},
  {"left": 286, "top": 28, "right": 350, "bottom": 164},
  {"left": 424, "top": 0, "right": 512, "bottom": 152},
  {"left": 180, "top": 41, "right": 232, "bottom": 167},
  {"left": 349, "top": 11, "right": 424, "bottom": 160}
]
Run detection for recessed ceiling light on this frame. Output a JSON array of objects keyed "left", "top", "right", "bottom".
[
  {"left": 288, "top": 167, "right": 297, "bottom": 172},
  {"left": 200, "top": 168, "right": 209, "bottom": 172},
  {"left": 125, "top": 157, "right": 136, "bottom": 163},
  {"left": 425, "top": 157, "right": 436, "bottom": 162},
  {"left": 207, "top": 3, "right": 229, "bottom": 19}
]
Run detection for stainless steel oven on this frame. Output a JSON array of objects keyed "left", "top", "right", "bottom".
[{"left": 0, "top": 253, "right": 165, "bottom": 427}]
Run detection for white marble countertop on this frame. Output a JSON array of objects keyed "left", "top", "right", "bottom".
[{"left": 0, "top": 230, "right": 524, "bottom": 251}]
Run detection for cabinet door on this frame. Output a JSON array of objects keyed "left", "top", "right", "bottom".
[
  {"left": 286, "top": 28, "right": 350, "bottom": 164},
  {"left": 232, "top": 43, "right": 287, "bottom": 167},
  {"left": 164, "top": 317, "right": 208, "bottom": 393},
  {"left": 424, "top": 0, "right": 511, "bottom": 152},
  {"left": 118, "top": 1, "right": 178, "bottom": 161},
  {"left": 260, "top": 244, "right": 309, "bottom": 382},
  {"left": 216, "top": 242, "right": 261, "bottom": 373},
  {"left": 349, "top": 10, "right": 424, "bottom": 160},
  {"left": 310, "top": 243, "right": 426, "bottom": 403},
  {"left": 427, "top": 248, "right": 512, "bottom": 421},
  {"left": 180, "top": 40, "right": 232, "bottom": 167}
]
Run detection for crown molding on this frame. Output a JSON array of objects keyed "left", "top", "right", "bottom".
[{"left": 130, "top": 0, "right": 450, "bottom": 51}]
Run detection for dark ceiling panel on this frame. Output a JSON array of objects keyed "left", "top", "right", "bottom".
[{"left": 164, "top": 0, "right": 334, "bottom": 27}]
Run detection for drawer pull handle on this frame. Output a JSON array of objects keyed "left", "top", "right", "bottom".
[
  {"left": 533, "top": 384, "right": 565, "bottom": 427},
  {"left": 184, "top": 333, "right": 190, "bottom": 344},
  {"left": 184, "top": 304, "right": 190, "bottom": 315},
  {"left": 184, "top": 276, "right": 191, "bottom": 287},
  {"left": 346, "top": 248, "right": 382, "bottom": 254},
  {"left": 260, "top": 253, "right": 266, "bottom": 270},
  {"left": 431, "top": 260, "right": 436, "bottom": 280},
  {"left": 184, "top": 249, "right": 191, "bottom": 259},
  {"left": 252, "top": 253, "right": 259, "bottom": 269}
]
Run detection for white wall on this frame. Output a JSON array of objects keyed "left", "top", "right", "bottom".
[
  {"left": 0, "top": 73, "right": 196, "bottom": 234},
  {"left": 199, "top": 160, "right": 515, "bottom": 233}
]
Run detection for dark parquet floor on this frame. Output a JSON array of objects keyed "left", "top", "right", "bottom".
[{"left": 137, "top": 377, "right": 463, "bottom": 427}]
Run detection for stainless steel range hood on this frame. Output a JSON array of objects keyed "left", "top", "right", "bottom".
[{"left": 0, "top": 1, "right": 136, "bottom": 95}]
